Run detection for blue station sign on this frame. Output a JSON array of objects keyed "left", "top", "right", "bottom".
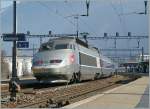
[{"left": 17, "top": 41, "right": 29, "bottom": 48}]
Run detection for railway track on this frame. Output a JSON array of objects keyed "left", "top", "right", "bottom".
[{"left": 1, "top": 75, "right": 139, "bottom": 108}]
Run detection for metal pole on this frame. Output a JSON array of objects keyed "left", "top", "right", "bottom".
[
  {"left": 75, "top": 16, "right": 79, "bottom": 38},
  {"left": 144, "top": 1, "right": 147, "bottom": 14},
  {"left": 33, "top": 44, "right": 35, "bottom": 56},
  {"left": 141, "top": 47, "right": 144, "bottom": 61},
  {"left": 40, "top": 36, "right": 42, "bottom": 45},
  {"left": 86, "top": 0, "right": 90, "bottom": 16},
  {"left": 10, "top": 1, "right": 19, "bottom": 101}
]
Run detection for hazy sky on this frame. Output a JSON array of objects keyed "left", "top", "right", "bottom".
[
  {"left": 1, "top": 0, "right": 148, "bottom": 57},
  {"left": 1, "top": 0, "right": 12, "bottom": 8}
]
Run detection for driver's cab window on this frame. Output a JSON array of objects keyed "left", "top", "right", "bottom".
[{"left": 55, "top": 44, "right": 69, "bottom": 49}]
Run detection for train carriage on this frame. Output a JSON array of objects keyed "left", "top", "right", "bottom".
[{"left": 32, "top": 37, "right": 116, "bottom": 83}]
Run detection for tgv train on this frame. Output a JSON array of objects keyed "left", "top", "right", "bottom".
[{"left": 32, "top": 37, "right": 117, "bottom": 83}]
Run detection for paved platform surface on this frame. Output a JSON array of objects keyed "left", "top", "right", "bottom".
[
  {"left": 64, "top": 76, "right": 149, "bottom": 109},
  {"left": 135, "top": 85, "right": 149, "bottom": 108}
]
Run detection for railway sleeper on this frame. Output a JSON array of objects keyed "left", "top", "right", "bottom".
[{"left": 48, "top": 85, "right": 108, "bottom": 108}]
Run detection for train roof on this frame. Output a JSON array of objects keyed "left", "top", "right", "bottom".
[
  {"left": 46, "top": 36, "right": 99, "bottom": 52},
  {"left": 48, "top": 36, "right": 89, "bottom": 47}
]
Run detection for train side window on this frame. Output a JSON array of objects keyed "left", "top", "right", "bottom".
[
  {"left": 73, "top": 44, "right": 75, "bottom": 50},
  {"left": 70, "top": 44, "right": 73, "bottom": 49},
  {"left": 70, "top": 44, "right": 75, "bottom": 50}
]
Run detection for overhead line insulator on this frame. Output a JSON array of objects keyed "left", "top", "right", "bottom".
[
  {"left": 144, "top": 1, "right": 147, "bottom": 14},
  {"left": 86, "top": 0, "right": 90, "bottom": 16}
]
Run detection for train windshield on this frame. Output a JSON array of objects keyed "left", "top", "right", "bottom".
[{"left": 55, "top": 44, "right": 69, "bottom": 49}]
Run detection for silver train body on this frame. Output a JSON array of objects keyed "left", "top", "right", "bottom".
[{"left": 32, "top": 37, "right": 117, "bottom": 83}]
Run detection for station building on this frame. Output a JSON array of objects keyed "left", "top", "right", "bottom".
[{"left": 1, "top": 56, "right": 33, "bottom": 80}]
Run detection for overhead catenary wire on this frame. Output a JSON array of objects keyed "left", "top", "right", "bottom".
[
  {"left": 118, "top": 0, "right": 131, "bottom": 56},
  {"left": 109, "top": 0, "right": 127, "bottom": 34},
  {"left": 64, "top": 0, "right": 99, "bottom": 37},
  {"left": 109, "top": 0, "right": 131, "bottom": 58},
  {"left": 119, "top": 1, "right": 148, "bottom": 15},
  {"left": 63, "top": 1, "right": 80, "bottom": 36},
  {"left": 79, "top": 18, "right": 99, "bottom": 37},
  {"left": 119, "top": 0, "right": 128, "bottom": 34},
  {"left": 35, "top": 1, "right": 78, "bottom": 43},
  {"left": 37, "top": 1, "right": 76, "bottom": 27}
]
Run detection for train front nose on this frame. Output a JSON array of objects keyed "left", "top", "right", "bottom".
[
  {"left": 32, "top": 59, "right": 64, "bottom": 74},
  {"left": 33, "top": 59, "right": 63, "bottom": 67},
  {"left": 32, "top": 58, "right": 66, "bottom": 80},
  {"left": 32, "top": 51, "right": 68, "bottom": 76},
  {"left": 32, "top": 50, "right": 75, "bottom": 81},
  {"left": 32, "top": 51, "right": 66, "bottom": 67}
]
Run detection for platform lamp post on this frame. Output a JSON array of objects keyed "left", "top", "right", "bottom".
[
  {"left": 140, "top": 47, "right": 145, "bottom": 73},
  {"left": 74, "top": 16, "right": 79, "bottom": 38},
  {"left": 141, "top": 47, "right": 144, "bottom": 62},
  {"left": 9, "top": 1, "right": 19, "bottom": 101}
]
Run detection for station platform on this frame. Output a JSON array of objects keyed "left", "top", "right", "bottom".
[
  {"left": 1, "top": 76, "right": 36, "bottom": 84},
  {"left": 64, "top": 76, "right": 149, "bottom": 109},
  {"left": 1, "top": 76, "right": 37, "bottom": 89}
]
